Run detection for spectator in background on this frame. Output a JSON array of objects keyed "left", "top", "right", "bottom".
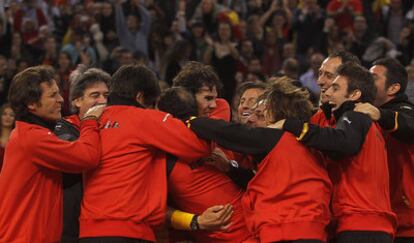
[
  {"left": 397, "top": 23, "right": 414, "bottom": 66},
  {"left": 293, "top": 0, "right": 326, "bottom": 60},
  {"left": 204, "top": 21, "right": 239, "bottom": 102},
  {"left": 349, "top": 15, "right": 376, "bottom": 62},
  {"left": 99, "top": 2, "right": 119, "bottom": 52},
  {"left": 262, "top": 29, "right": 284, "bottom": 76},
  {"left": 0, "top": 55, "right": 11, "bottom": 106},
  {"left": 115, "top": 0, "right": 151, "bottom": 56},
  {"left": 380, "top": 0, "right": 406, "bottom": 45},
  {"left": 327, "top": 0, "right": 363, "bottom": 32},
  {"left": 13, "top": 0, "right": 48, "bottom": 46},
  {"left": 300, "top": 52, "right": 324, "bottom": 97},
  {"left": 191, "top": 0, "right": 227, "bottom": 35},
  {"left": 164, "top": 39, "right": 193, "bottom": 86},
  {"left": 0, "top": 103, "right": 15, "bottom": 172},
  {"left": 40, "top": 36, "right": 58, "bottom": 65}
]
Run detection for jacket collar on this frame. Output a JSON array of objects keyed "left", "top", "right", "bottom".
[
  {"left": 332, "top": 101, "right": 356, "bottom": 121},
  {"left": 380, "top": 94, "right": 412, "bottom": 109},
  {"left": 18, "top": 113, "right": 56, "bottom": 131}
]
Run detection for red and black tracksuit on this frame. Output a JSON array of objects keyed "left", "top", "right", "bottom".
[
  {"left": 285, "top": 101, "right": 397, "bottom": 243},
  {"left": 376, "top": 95, "right": 414, "bottom": 241},
  {"left": 79, "top": 97, "right": 211, "bottom": 242},
  {"left": 0, "top": 113, "right": 101, "bottom": 243},
  {"left": 189, "top": 118, "right": 332, "bottom": 242}
]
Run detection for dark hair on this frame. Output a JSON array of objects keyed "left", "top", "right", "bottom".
[
  {"left": 8, "top": 65, "right": 55, "bottom": 119},
  {"left": 237, "top": 81, "right": 268, "bottom": 105},
  {"left": 337, "top": 63, "right": 376, "bottom": 103},
  {"left": 69, "top": 65, "right": 111, "bottom": 113},
  {"left": 110, "top": 64, "right": 160, "bottom": 107},
  {"left": 265, "top": 77, "right": 314, "bottom": 122},
  {"left": 173, "top": 61, "right": 222, "bottom": 95},
  {"left": 157, "top": 87, "right": 198, "bottom": 121},
  {"left": 373, "top": 58, "right": 408, "bottom": 94},
  {"left": 329, "top": 51, "right": 361, "bottom": 65}
]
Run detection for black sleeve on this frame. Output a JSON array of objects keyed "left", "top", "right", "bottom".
[
  {"left": 54, "top": 119, "right": 80, "bottom": 141},
  {"left": 378, "top": 104, "right": 414, "bottom": 144},
  {"left": 284, "top": 111, "right": 372, "bottom": 159},
  {"left": 189, "top": 117, "right": 284, "bottom": 157}
]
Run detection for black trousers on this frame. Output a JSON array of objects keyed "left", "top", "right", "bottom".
[
  {"left": 333, "top": 231, "right": 393, "bottom": 243},
  {"left": 79, "top": 237, "right": 152, "bottom": 243},
  {"left": 394, "top": 237, "right": 414, "bottom": 243}
]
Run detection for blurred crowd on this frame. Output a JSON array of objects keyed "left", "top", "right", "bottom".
[{"left": 1, "top": 0, "right": 414, "bottom": 111}]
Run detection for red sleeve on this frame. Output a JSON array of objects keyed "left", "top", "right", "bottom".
[
  {"left": 210, "top": 98, "right": 231, "bottom": 122},
  {"left": 138, "top": 110, "right": 211, "bottom": 163},
  {"left": 26, "top": 119, "right": 101, "bottom": 173}
]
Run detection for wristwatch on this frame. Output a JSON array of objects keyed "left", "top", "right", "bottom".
[
  {"left": 229, "top": 160, "right": 239, "bottom": 169},
  {"left": 190, "top": 215, "right": 200, "bottom": 230}
]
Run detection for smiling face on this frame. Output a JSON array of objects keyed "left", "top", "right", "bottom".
[
  {"left": 325, "top": 75, "right": 354, "bottom": 111},
  {"left": 73, "top": 82, "right": 109, "bottom": 117},
  {"left": 238, "top": 88, "right": 265, "bottom": 124},
  {"left": 317, "top": 57, "right": 342, "bottom": 103},
  {"left": 28, "top": 80, "right": 64, "bottom": 121}
]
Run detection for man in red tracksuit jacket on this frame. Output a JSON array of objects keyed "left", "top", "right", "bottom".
[
  {"left": 0, "top": 65, "right": 104, "bottom": 243},
  {"left": 283, "top": 63, "right": 397, "bottom": 243},
  {"left": 53, "top": 65, "right": 111, "bottom": 243},
  {"left": 79, "top": 65, "right": 211, "bottom": 243},
  {"left": 355, "top": 58, "right": 414, "bottom": 243},
  {"left": 188, "top": 79, "right": 333, "bottom": 243}
]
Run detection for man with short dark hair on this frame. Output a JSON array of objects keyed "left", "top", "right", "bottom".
[
  {"left": 173, "top": 61, "right": 226, "bottom": 119},
  {"left": 0, "top": 65, "right": 104, "bottom": 243},
  {"left": 282, "top": 63, "right": 396, "bottom": 243},
  {"left": 79, "top": 64, "right": 211, "bottom": 243},
  {"left": 355, "top": 58, "right": 414, "bottom": 243}
]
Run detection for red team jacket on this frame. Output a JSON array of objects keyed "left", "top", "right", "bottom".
[
  {"left": 242, "top": 133, "right": 332, "bottom": 242},
  {"left": 307, "top": 106, "right": 396, "bottom": 236},
  {"left": 0, "top": 119, "right": 101, "bottom": 243},
  {"left": 79, "top": 105, "right": 211, "bottom": 242}
]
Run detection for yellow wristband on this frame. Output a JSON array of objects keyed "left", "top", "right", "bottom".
[
  {"left": 170, "top": 210, "right": 195, "bottom": 230},
  {"left": 296, "top": 122, "right": 309, "bottom": 141}
]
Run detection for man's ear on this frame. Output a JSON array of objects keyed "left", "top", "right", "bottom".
[
  {"left": 387, "top": 83, "right": 401, "bottom": 96},
  {"left": 27, "top": 102, "right": 36, "bottom": 112},
  {"left": 72, "top": 98, "right": 82, "bottom": 110},
  {"left": 349, "top": 89, "right": 362, "bottom": 101}
]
